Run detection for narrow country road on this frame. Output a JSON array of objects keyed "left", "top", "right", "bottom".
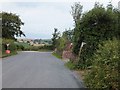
[{"left": 2, "top": 51, "right": 84, "bottom": 88}]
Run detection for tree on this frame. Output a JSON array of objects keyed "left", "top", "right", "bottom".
[
  {"left": 62, "top": 29, "right": 74, "bottom": 42},
  {"left": 71, "top": 2, "right": 120, "bottom": 69},
  {"left": 55, "top": 36, "right": 66, "bottom": 55},
  {"left": 2, "top": 12, "right": 25, "bottom": 39},
  {"left": 51, "top": 28, "right": 60, "bottom": 49},
  {"left": 71, "top": 2, "right": 83, "bottom": 26},
  {"left": 53, "top": 28, "right": 73, "bottom": 55},
  {"left": 71, "top": 2, "right": 83, "bottom": 55}
]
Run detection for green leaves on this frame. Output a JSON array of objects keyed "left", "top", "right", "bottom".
[
  {"left": 72, "top": 2, "right": 120, "bottom": 69},
  {"left": 84, "top": 39, "right": 120, "bottom": 89},
  {"left": 51, "top": 28, "right": 60, "bottom": 49},
  {"left": 2, "top": 12, "right": 25, "bottom": 39}
]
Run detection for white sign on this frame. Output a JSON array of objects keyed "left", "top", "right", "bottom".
[
  {"left": 81, "top": 42, "right": 86, "bottom": 48},
  {"left": 6, "top": 44, "right": 10, "bottom": 47}
]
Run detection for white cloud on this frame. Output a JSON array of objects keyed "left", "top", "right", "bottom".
[
  {"left": 0, "top": 0, "right": 119, "bottom": 39},
  {"left": 1, "top": 2, "right": 74, "bottom": 39}
]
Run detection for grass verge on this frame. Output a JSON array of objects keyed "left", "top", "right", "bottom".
[
  {"left": 65, "top": 60, "right": 87, "bottom": 81},
  {"left": 52, "top": 52, "right": 62, "bottom": 59},
  {"left": 39, "top": 49, "right": 53, "bottom": 52},
  {"left": 1, "top": 52, "right": 17, "bottom": 58},
  {"left": 65, "top": 61, "right": 76, "bottom": 70}
]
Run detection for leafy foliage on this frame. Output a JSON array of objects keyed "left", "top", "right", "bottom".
[
  {"left": 71, "top": 2, "right": 83, "bottom": 55},
  {"left": 71, "top": 2, "right": 83, "bottom": 25},
  {"left": 51, "top": 28, "right": 60, "bottom": 49},
  {"left": 15, "top": 42, "right": 31, "bottom": 50},
  {"left": 2, "top": 39, "right": 17, "bottom": 56},
  {"left": 62, "top": 29, "right": 74, "bottom": 42},
  {"left": 56, "top": 36, "right": 67, "bottom": 54},
  {"left": 71, "top": 2, "right": 120, "bottom": 69},
  {"left": 2, "top": 12, "right": 25, "bottom": 39},
  {"left": 84, "top": 39, "right": 120, "bottom": 89},
  {"left": 54, "top": 29, "right": 73, "bottom": 56}
]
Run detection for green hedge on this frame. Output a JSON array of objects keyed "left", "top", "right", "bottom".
[
  {"left": 84, "top": 38, "right": 120, "bottom": 89},
  {"left": 2, "top": 39, "right": 17, "bottom": 55},
  {"left": 19, "top": 44, "right": 53, "bottom": 51}
]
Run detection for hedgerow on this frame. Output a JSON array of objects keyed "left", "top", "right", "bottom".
[
  {"left": 2, "top": 39, "right": 17, "bottom": 54},
  {"left": 84, "top": 38, "right": 120, "bottom": 89}
]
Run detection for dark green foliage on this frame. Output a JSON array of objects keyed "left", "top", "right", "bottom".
[
  {"left": 39, "top": 45, "right": 53, "bottom": 50},
  {"left": 54, "top": 29, "right": 73, "bottom": 56},
  {"left": 9, "top": 43, "right": 17, "bottom": 52},
  {"left": 15, "top": 42, "right": 31, "bottom": 50},
  {"left": 72, "top": 2, "right": 120, "bottom": 69},
  {"left": 71, "top": 2, "right": 83, "bottom": 55},
  {"left": 84, "top": 39, "right": 120, "bottom": 89},
  {"left": 16, "top": 45, "right": 25, "bottom": 50},
  {"left": 51, "top": 28, "right": 60, "bottom": 49},
  {"left": 62, "top": 29, "right": 74, "bottom": 42},
  {"left": 56, "top": 36, "right": 67, "bottom": 55},
  {"left": 2, "top": 12, "right": 25, "bottom": 39},
  {"left": 19, "top": 44, "right": 53, "bottom": 51},
  {"left": 2, "top": 39, "right": 17, "bottom": 56}
]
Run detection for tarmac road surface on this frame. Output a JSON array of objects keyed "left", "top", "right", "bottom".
[{"left": 2, "top": 51, "right": 84, "bottom": 88}]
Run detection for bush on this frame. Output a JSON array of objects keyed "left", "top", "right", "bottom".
[
  {"left": 9, "top": 43, "right": 17, "bottom": 52},
  {"left": 16, "top": 45, "right": 25, "bottom": 50},
  {"left": 39, "top": 45, "right": 53, "bottom": 50},
  {"left": 72, "top": 3, "right": 120, "bottom": 69},
  {"left": 84, "top": 38, "right": 120, "bottom": 89},
  {"left": 21, "top": 45, "right": 53, "bottom": 51},
  {"left": 2, "top": 39, "right": 17, "bottom": 53}
]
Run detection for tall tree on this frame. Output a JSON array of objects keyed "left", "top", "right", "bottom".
[
  {"left": 75, "top": 2, "right": 120, "bottom": 69},
  {"left": 71, "top": 2, "right": 83, "bottom": 55},
  {"left": 51, "top": 28, "right": 60, "bottom": 49},
  {"left": 2, "top": 12, "right": 25, "bottom": 39},
  {"left": 71, "top": 2, "right": 83, "bottom": 26},
  {"left": 62, "top": 29, "right": 73, "bottom": 42}
]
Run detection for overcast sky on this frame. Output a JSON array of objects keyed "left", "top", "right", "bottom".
[{"left": 0, "top": 0, "right": 119, "bottom": 39}]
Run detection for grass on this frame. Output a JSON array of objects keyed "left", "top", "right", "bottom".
[
  {"left": 65, "top": 60, "right": 87, "bottom": 81},
  {"left": 65, "top": 61, "right": 76, "bottom": 70},
  {"left": 52, "top": 52, "right": 62, "bottom": 59},
  {"left": 39, "top": 49, "right": 52, "bottom": 52},
  {"left": 1, "top": 51, "right": 17, "bottom": 58}
]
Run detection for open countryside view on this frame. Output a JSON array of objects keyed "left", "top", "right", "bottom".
[{"left": 0, "top": 0, "right": 120, "bottom": 89}]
